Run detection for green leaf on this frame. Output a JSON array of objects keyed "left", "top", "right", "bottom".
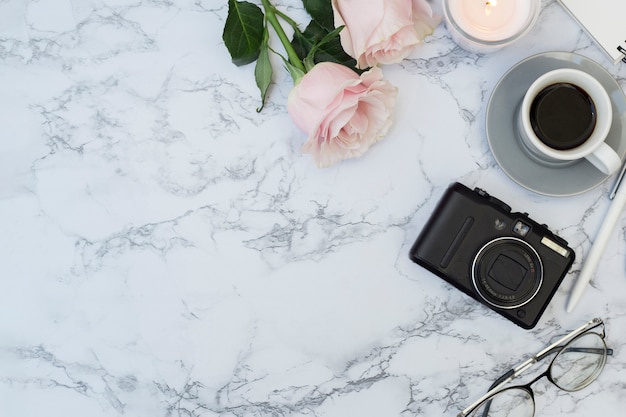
[
  {"left": 290, "top": 20, "right": 322, "bottom": 60},
  {"left": 291, "top": 20, "right": 360, "bottom": 72},
  {"left": 254, "top": 33, "right": 273, "bottom": 112},
  {"left": 302, "top": 0, "right": 334, "bottom": 32},
  {"left": 223, "top": 0, "right": 265, "bottom": 66}
]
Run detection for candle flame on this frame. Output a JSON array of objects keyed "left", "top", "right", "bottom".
[{"left": 485, "top": 0, "right": 497, "bottom": 16}]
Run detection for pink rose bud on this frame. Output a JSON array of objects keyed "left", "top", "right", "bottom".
[
  {"left": 288, "top": 62, "right": 397, "bottom": 168},
  {"left": 333, "top": 0, "right": 440, "bottom": 69}
]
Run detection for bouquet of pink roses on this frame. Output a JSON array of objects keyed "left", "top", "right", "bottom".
[{"left": 223, "top": 0, "right": 440, "bottom": 168}]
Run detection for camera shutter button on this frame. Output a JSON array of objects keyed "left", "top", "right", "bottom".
[{"left": 474, "top": 187, "right": 488, "bottom": 196}]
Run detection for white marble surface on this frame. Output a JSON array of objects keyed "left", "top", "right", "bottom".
[{"left": 1, "top": 0, "right": 625, "bottom": 416}]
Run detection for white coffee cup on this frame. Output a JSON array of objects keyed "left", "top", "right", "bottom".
[{"left": 517, "top": 68, "right": 620, "bottom": 175}]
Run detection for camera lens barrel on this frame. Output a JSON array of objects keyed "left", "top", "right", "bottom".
[{"left": 472, "top": 237, "right": 544, "bottom": 309}]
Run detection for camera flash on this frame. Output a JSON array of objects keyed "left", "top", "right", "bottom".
[
  {"left": 513, "top": 221, "right": 531, "bottom": 237},
  {"left": 541, "top": 236, "right": 570, "bottom": 257}
]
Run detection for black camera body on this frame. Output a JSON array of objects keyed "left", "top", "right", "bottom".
[{"left": 409, "top": 182, "right": 575, "bottom": 329}]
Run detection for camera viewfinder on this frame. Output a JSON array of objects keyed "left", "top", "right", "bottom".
[{"left": 513, "top": 220, "right": 531, "bottom": 237}]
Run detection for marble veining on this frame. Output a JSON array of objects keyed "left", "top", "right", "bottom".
[{"left": 1, "top": 0, "right": 625, "bottom": 416}]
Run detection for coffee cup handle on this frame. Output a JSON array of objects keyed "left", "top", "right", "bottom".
[{"left": 585, "top": 143, "right": 622, "bottom": 175}]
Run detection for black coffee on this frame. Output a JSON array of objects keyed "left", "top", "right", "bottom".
[{"left": 529, "top": 82, "right": 597, "bottom": 150}]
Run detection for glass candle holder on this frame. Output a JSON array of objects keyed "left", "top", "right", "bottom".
[{"left": 443, "top": 0, "right": 541, "bottom": 53}]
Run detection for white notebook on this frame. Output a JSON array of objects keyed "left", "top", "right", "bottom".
[{"left": 558, "top": 0, "right": 626, "bottom": 64}]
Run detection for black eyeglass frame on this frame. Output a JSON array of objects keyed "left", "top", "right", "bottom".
[{"left": 457, "top": 318, "right": 612, "bottom": 417}]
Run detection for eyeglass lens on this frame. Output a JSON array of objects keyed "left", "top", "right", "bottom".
[
  {"left": 468, "top": 387, "right": 534, "bottom": 417},
  {"left": 550, "top": 332, "right": 607, "bottom": 391},
  {"left": 468, "top": 331, "right": 607, "bottom": 417}
]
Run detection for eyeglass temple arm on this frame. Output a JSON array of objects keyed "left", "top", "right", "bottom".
[
  {"left": 485, "top": 344, "right": 566, "bottom": 393},
  {"left": 487, "top": 356, "right": 537, "bottom": 392}
]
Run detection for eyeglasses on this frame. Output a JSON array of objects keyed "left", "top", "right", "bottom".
[{"left": 458, "top": 318, "right": 612, "bottom": 417}]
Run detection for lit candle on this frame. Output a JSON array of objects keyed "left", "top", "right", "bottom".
[{"left": 443, "top": 0, "right": 540, "bottom": 52}]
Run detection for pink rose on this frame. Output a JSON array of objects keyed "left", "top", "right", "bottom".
[
  {"left": 332, "top": 0, "right": 440, "bottom": 69},
  {"left": 287, "top": 62, "right": 397, "bottom": 168}
]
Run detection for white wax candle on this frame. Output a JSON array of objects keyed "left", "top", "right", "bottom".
[{"left": 447, "top": 0, "right": 533, "bottom": 42}]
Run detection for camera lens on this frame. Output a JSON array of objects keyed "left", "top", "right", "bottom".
[{"left": 471, "top": 237, "right": 543, "bottom": 309}]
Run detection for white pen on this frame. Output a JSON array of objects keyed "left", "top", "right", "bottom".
[{"left": 566, "top": 159, "right": 626, "bottom": 312}]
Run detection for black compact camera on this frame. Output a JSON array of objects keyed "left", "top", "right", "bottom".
[{"left": 409, "top": 182, "right": 575, "bottom": 329}]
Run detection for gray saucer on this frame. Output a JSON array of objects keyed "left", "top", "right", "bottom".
[{"left": 486, "top": 51, "right": 626, "bottom": 196}]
